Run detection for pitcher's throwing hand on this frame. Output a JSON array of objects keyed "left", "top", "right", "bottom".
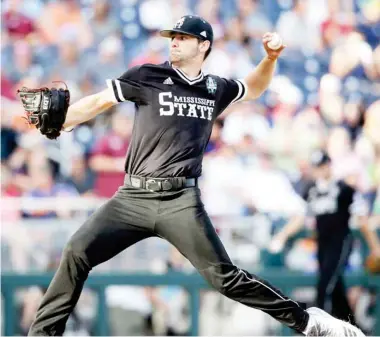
[{"left": 263, "top": 32, "right": 286, "bottom": 60}]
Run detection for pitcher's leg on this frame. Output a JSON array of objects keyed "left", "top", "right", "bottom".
[
  {"left": 155, "top": 189, "right": 308, "bottom": 334},
  {"left": 29, "top": 191, "right": 156, "bottom": 336}
]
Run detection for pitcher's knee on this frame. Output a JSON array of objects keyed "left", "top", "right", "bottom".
[
  {"left": 201, "top": 263, "right": 241, "bottom": 298},
  {"left": 215, "top": 282, "right": 231, "bottom": 296},
  {"left": 63, "top": 239, "right": 91, "bottom": 270}
]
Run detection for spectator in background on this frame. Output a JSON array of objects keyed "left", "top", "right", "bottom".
[
  {"left": 201, "top": 145, "right": 246, "bottom": 217},
  {"left": 62, "top": 146, "right": 94, "bottom": 197},
  {"left": 244, "top": 152, "right": 305, "bottom": 215},
  {"left": 0, "top": 74, "right": 27, "bottom": 163},
  {"left": 290, "top": 107, "right": 325, "bottom": 158},
  {"left": 7, "top": 130, "right": 46, "bottom": 190},
  {"left": 276, "top": 0, "right": 319, "bottom": 51},
  {"left": 2, "top": 0, "right": 36, "bottom": 41},
  {"left": 268, "top": 75, "right": 304, "bottom": 119},
  {"left": 1, "top": 70, "right": 17, "bottom": 100},
  {"left": 1, "top": 122, "right": 18, "bottom": 162},
  {"left": 1, "top": 163, "right": 22, "bottom": 222},
  {"left": 342, "top": 100, "right": 365, "bottom": 142},
  {"left": 86, "top": 35, "right": 125, "bottom": 91},
  {"left": 88, "top": 0, "right": 120, "bottom": 46},
  {"left": 290, "top": 158, "right": 314, "bottom": 198},
  {"left": 318, "top": 73, "right": 345, "bottom": 128},
  {"left": 362, "top": 100, "right": 380, "bottom": 210},
  {"left": 6, "top": 137, "right": 79, "bottom": 219},
  {"left": 329, "top": 31, "right": 376, "bottom": 81},
  {"left": 326, "top": 126, "right": 369, "bottom": 189},
  {"left": 89, "top": 110, "right": 133, "bottom": 198},
  {"left": 270, "top": 112, "right": 298, "bottom": 159},
  {"left": 222, "top": 17, "right": 253, "bottom": 78},
  {"left": 353, "top": 135, "right": 378, "bottom": 210},
  {"left": 222, "top": 102, "right": 270, "bottom": 148},
  {"left": 196, "top": 0, "right": 224, "bottom": 39},
  {"left": 234, "top": 0, "right": 273, "bottom": 66},
  {"left": 2, "top": 40, "right": 42, "bottom": 86},
  {"left": 129, "top": 35, "right": 166, "bottom": 67},
  {"left": 138, "top": 0, "right": 191, "bottom": 33},
  {"left": 234, "top": 134, "right": 258, "bottom": 166},
  {"left": 317, "top": 16, "right": 350, "bottom": 75},
  {"left": 203, "top": 35, "right": 232, "bottom": 78},
  {"left": 374, "top": 45, "right": 380, "bottom": 77},
  {"left": 48, "top": 40, "right": 86, "bottom": 86},
  {"left": 355, "top": 0, "right": 380, "bottom": 49},
  {"left": 37, "top": 0, "right": 92, "bottom": 49},
  {"left": 237, "top": 0, "right": 273, "bottom": 39},
  {"left": 327, "top": 127, "right": 356, "bottom": 170},
  {"left": 21, "top": 150, "right": 79, "bottom": 219},
  {"left": 320, "top": 17, "right": 351, "bottom": 51},
  {"left": 168, "top": 0, "right": 192, "bottom": 23},
  {"left": 364, "top": 100, "right": 380, "bottom": 148}
]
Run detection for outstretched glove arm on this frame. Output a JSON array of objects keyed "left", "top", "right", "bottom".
[
  {"left": 62, "top": 88, "right": 117, "bottom": 130},
  {"left": 18, "top": 86, "right": 117, "bottom": 138}
]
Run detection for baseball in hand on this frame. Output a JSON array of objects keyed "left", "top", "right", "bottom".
[{"left": 267, "top": 33, "right": 283, "bottom": 50}]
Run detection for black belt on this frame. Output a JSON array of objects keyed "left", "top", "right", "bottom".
[{"left": 124, "top": 174, "right": 197, "bottom": 192}]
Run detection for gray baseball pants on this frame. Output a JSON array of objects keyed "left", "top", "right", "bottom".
[{"left": 28, "top": 180, "right": 309, "bottom": 336}]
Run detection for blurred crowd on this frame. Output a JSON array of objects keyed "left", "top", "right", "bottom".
[
  {"left": 1, "top": 0, "right": 380, "bottom": 335},
  {"left": 1, "top": 0, "right": 380, "bottom": 220}
]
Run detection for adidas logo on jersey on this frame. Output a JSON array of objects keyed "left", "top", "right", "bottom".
[{"left": 163, "top": 77, "right": 174, "bottom": 85}]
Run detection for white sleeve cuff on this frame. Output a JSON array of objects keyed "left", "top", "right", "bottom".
[
  {"left": 106, "top": 79, "right": 127, "bottom": 103},
  {"left": 106, "top": 79, "right": 119, "bottom": 103},
  {"left": 233, "top": 79, "right": 248, "bottom": 103}
]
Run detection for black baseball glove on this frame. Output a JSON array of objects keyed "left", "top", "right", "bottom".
[{"left": 17, "top": 84, "right": 70, "bottom": 139}]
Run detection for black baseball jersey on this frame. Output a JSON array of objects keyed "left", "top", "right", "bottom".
[
  {"left": 302, "top": 180, "right": 359, "bottom": 237},
  {"left": 107, "top": 61, "right": 247, "bottom": 177}
]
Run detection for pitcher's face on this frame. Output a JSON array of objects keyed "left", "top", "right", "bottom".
[{"left": 169, "top": 33, "right": 203, "bottom": 63}]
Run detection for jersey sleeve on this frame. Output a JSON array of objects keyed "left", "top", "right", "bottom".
[
  {"left": 106, "top": 66, "right": 144, "bottom": 104},
  {"left": 216, "top": 77, "right": 248, "bottom": 115}
]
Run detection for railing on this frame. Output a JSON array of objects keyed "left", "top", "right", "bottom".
[{"left": 2, "top": 270, "right": 380, "bottom": 336}]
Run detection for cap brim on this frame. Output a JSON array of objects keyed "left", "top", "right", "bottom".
[{"left": 159, "top": 29, "right": 205, "bottom": 40}]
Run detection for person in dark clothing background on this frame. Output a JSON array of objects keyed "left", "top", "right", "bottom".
[{"left": 269, "top": 149, "right": 380, "bottom": 328}]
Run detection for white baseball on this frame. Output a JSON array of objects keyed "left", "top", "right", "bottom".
[{"left": 267, "top": 33, "right": 283, "bottom": 50}]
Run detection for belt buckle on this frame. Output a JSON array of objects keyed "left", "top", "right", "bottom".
[
  {"left": 146, "top": 179, "right": 161, "bottom": 192},
  {"left": 162, "top": 179, "right": 173, "bottom": 191}
]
